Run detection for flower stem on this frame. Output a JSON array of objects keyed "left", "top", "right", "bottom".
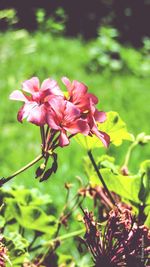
[
  {"left": 0, "top": 154, "right": 43, "bottom": 186},
  {"left": 87, "top": 150, "right": 116, "bottom": 207},
  {"left": 40, "top": 126, "right": 45, "bottom": 149},
  {"left": 45, "top": 228, "right": 85, "bottom": 246},
  {"left": 122, "top": 141, "right": 138, "bottom": 168}
]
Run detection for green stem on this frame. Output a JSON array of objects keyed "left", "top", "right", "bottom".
[
  {"left": 40, "top": 126, "right": 45, "bottom": 149},
  {"left": 88, "top": 150, "right": 117, "bottom": 207},
  {"left": 0, "top": 154, "right": 43, "bottom": 186},
  {"left": 123, "top": 141, "right": 138, "bottom": 168},
  {"left": 45, "top": 228, "right": 85, "bottom": 246},
  {"left": 30, "top": 228, "right": 85, "bottom": 253}
]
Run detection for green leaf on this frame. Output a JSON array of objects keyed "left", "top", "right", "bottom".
[
  {"left": 5, "top": 232, "right": 29, "bottom": 267},
  {"left": 75, "top": 111, "right": 133, "bottom": 150},
  {"left": 7, "top": 186, "right": 52, "bottom": 207},
  {"left": 144, "top": 211, "right": 150, "bottom": 228},
  {"left": 86, "top": 155, "right": 142, "bottom": 204},
  {"left": 58, "top": 253, "right": 75, "bottom": 266},
  {"left": 138, "top": 160, "right": 150, "bottom": 204},
  {"left": 4, "top": 198, "right": 57, "bottom": 235},
  {"left": 0, "top": 215, "right": 5, "bottom": 228},
  {"left": 91, "top": 168, "right": 142, "bottom": 204}
]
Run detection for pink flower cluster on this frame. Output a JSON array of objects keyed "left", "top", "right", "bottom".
[{"left": 10, "top": 77, "right": 110, "bottom": 147}]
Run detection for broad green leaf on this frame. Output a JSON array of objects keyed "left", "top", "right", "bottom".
[
  {"left": 5, "top": 232, "right": 29, "bottom": 267},
  {"left": 58, "top": 253, "right": 75, "bottom": 266},
  {"left": 144, "top": 211, "right": 150, "bottom": 228},
  {"left": 0, "top": 215, "right": 5, "bottom": 227},
  {"left": 4, "top": 198, "right": 57, "bottom": 235},
  {"left": 5, "top": 187, "right": 52, "bottom": 207},
  {"left": 90, "top": 169, "right": 142, "bottom": 204},
  {"left": 86, "top": 155, "right": 142, "bottom": 203},
  {"left": 75, "top": 111, "right": 133, "bottom": 150},
  {"left": 100, "top": 111, "right": 133, "bottom": 146}
]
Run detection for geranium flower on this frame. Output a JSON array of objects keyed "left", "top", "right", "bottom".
[
  {"left": 62, "top": 77, "right": 98, "bottom": 111},
  {"left": 47, "top": 96, "right": 90, "bottom": 147},
  {"left": 62, "top": 77, "right": 110, "bottom": 147},
  {"left": 9, "top": 77, "right": 63, "bottom": 126}
]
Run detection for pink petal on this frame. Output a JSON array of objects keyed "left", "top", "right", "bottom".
[
  {"left": 59, "top": 130, "right": 70, "bottom": 147},
  {"left": 65, "top": 119, "right": 90, "bottom": 135},
  {"left": 49, "top": 96, "right": 65, "bottom": 121},
  {"left": 17, "top": 102, "right": 37, "bottom": 122},
  {"left": 92, "top": 126, "right": 110, "bottom": 147},
  {"left": 88, "top": 93, "right": 98, "bottom": 104},
  {"left": 61, "top": 77, "right": 72, "bottom": 88},
  {"left": 27, "top": 104, "right": 47, "bottom": 126},
  {"left": 94, "top": 110, "right": 106, "bottom": 123},
  {"left": 72, "top": 80, "right": 88, "bottom": 95},
  {"left": 46, "top": 110, "right": 61, "bottom": 130},
  {"left": 17, "top": 105, "right": 25, "bottom": 122},
  {"left": 22, "top": 77, "right": 40, "bottom": 94},
  {"left": 41, "top": 78, "right": 63, "bottom": 96},
  {"left": 9, "top": 90, "right": 28, "bottom": 102},
  {"left": 64, "top": 101, "right": 80, "bottom": 123}
]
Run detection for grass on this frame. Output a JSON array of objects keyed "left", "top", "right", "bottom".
[{"left": 0, "top": 29, "right": 149, "bottom": 202}]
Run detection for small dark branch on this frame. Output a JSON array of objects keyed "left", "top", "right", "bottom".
[
  {"left": 87, "top": 150, "right": 117, "bottom": 207},
  {"left": 45, "top": 130, "right": 56, "bottom": 152},
  {"left": 40, "top": 126, "right": 45, "bottom": 149}
]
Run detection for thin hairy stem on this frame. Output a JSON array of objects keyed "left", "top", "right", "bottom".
[
  {"left": 87, "top": 150, "right": 117, "bottom": 207},
  {"left": 0, "top": 154, "right": 43, "bottom": 186},
  {"left": 122, "top": 141, "right": 138, "bottom": 168},
  {"left": 40, "top": 126, "right": 45, "bottom": 149}
]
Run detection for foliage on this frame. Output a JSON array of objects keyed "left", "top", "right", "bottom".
[
  {"left": 0, "top": 9, "right": 18, "bottom": 27},
  {"left": 36, "top": 8, "right": 67, "bottom": 35},
  {"left": 0, "top": 27, "right": 149, "bottom": 266},
  {"left": 75, "top": 111, "right": 133, "bottom": 150},
  {"left": 87, "top": 26, "right": 150, "bottom": 77},
  {"left": 0, "top": 187, "right": 58, "bottom": 265},
  {"left": 83, "top": 140, "right": 150, "bottom": 226}
]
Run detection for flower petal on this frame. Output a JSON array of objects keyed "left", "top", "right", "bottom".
[
  {"left": 17, "top": 102, "right": 37, "bottom": 122},
  {"left": 72, "top": 80, "right": 88, "bottom": 95},
  {"left": 61, "top": 77, "right": 72, "bottom": 88},
  {"left": 65, "top": 119, "right": 90, "bottom": 135},
  {"left": 17, "top": 105, "right": 25, "bottom": 122},
  {"left": 92, "top": 126, "right": 110, "bottom": 147},
  {"left": 46, "top": 110, "right": 61, "bottom": 130},
  {"left": 49, "top": 96, "right": 65, "bottom": 120},
  {"left": 64, "top": 101, "right": 80, "bottom": 123},
  {"left": 88, "top": 93, "right": 98, "bottom": 105},
  {"left": 9, "top": 90, "right": 28, "bottom": 102},
  {"left": 41, "top": 78, "right": 63, "bottom": 96},
  {"left": 22, "top": 77, "right": 40, "bottom": 94},
  {"left": 94, "top": 110, "right": 106, "bottom": 123},
  {"left": 59, "top": 130, "right": 70, "bottom": 147},
  {"left": 27, "top": 104, "right": 47, "bottom": 126}
]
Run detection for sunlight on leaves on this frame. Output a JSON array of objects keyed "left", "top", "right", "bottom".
[{"left": 75, "top": 111, "right": 133, "bottom": 150}]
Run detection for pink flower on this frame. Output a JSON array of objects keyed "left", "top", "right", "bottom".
[
  {"left": 62, "top": 77, "right": 110, "bottom": 147},
  {"left": 62, "top": 77, "right": 98, "bottom": 112},
  {"left": 87, "top": 101, "right": 110, "bottom": 147},
  {"left": 9, "top": 77, "right": 63, "bottom": 126},
  {"left": 47, "top": 96, "right": 90, "bottom": 147}
]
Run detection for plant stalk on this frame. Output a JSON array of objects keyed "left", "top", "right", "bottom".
[
  {"left": 45, "top": 228, "right": 85, "bottom": 246},
  {"left": 87, "top": 150, "right": 116, "bottom": 207},
  {"left": 0, "top": 154, "right": 43, "bottom": 186}
]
